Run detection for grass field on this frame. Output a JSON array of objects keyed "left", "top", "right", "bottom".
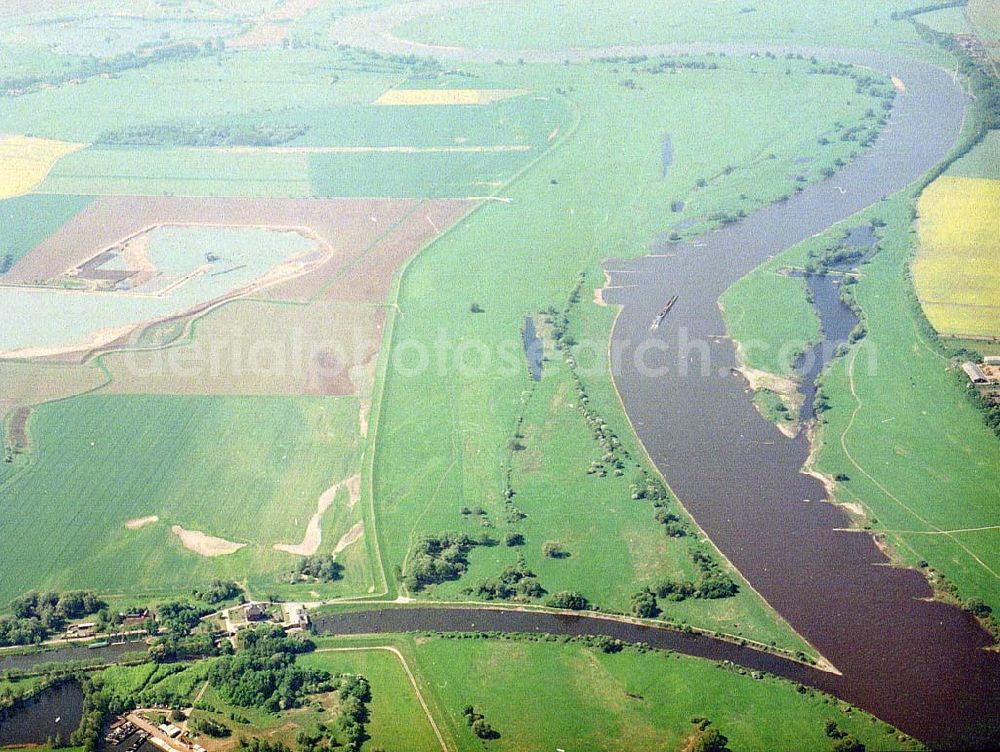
[
  {"left": 395, "top": 0, "right": 932, "bottom": 53},
  {"left": 968, "top": 0, "right": 1000, "bottom": 50},
  {"left": 89, "top": 634, "right": 916, "bottom": 751},
  {"left": 401, "top": 634, "right": 917, "bottom": 751},
  {"left": 368, "top": 57, "right": 889, "bottom": 650},
  {"left": 721, "top": 255, "right": 820, "bottom": 377},
  {"left": 297, "top": 648, "right": 443, "bottom": 751},
  {"left": 0, "top": 135, "right": 84, "bottom": 199},
  {"left": 947, "top": 130, "right": 1000, "bottom": 179},
  {"left": 721, "top": 193, "right": 1000, "bottom": 614},
  {"left": 38, "top": 146, "right": 312, "bottom": 198},
  {"left": 918, "top": 6, "right": 970, "bottom": 34},
  {"left": 0, "top": 193, "right": 91, "bottom": 273},
  {"left": 0, "top": 15, "right": 240, "bottom": 57},
  {"left": 0, "top": 48, "right": 407, "bottom": 142},
  {"left": 913, "top": 176, "right": 1000, "bottom": 338},
  {"left": 177, "top": 649, "right": 441, "bottom": 750},
  {"left": 0, "top": 395, "right": 369, "bottom": 603},
  {"left": 307, "top": 148, "right": 535, "bottom": 198}
]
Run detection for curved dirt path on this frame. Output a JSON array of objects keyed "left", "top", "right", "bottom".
[{"left": 314, "top": 646, "right": 450, "bottom": 752}]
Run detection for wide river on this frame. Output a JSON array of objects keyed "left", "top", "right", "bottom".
[{"left": 321, "top": 5, "right": 1000, "bottom": 748}]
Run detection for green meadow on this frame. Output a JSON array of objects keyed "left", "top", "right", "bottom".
[
  {"left": 85, "top": 633, "right": 919, "bottom": 751},
  {"left": 396, "top": 0, "right": 932, "bottom": 53},
  {"left": 297, "top": 648, "right": 443, "bottom": 751},
  {"left": 38, "top": 146, "right": 312, "bottom": 198},
  {"left": 401, "top": 634, "right": 916, "bottom": 752},
  {"left": 947, "top": 130, "right": 1000, "bottom": 179},
  {"left": 0, "top": 395, "right": 367, "bottom": 603},
  {"left": 0, "top": 48, "right": 403, "bottom": 142},
  {"left": 368, "top": 56, "right": 888, "bottom": 649},
  {"left": 0, "top": 193, "right": 91, "bottom": 271}
]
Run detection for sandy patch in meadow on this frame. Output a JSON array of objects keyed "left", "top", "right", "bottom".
[
  {"left": 273, "top": 474, "right": 361, "bottom": 556},
  {"left": 125, "top": 515, "right": 158, "bottom": 530},
  {"left": 172, "top": 524, "right": 246, "bottom": 557},
  {"left": 334, "top": 521, "right": 365, "bottom": 554}
]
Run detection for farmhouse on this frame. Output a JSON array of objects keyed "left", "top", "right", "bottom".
[
  {"left": 283, "top": 603, "right": 309, "bottom": 630},
  {"left": 246, "top": 603, "right": 268, "bottom": 621},
  {"left": 66, "top": 621, "right": 97, "bottom": 638},
  {"left": 120, "top": 608, "right": 151, "bottom": 627},
  {"left": 962, "top": 361, "right": 1000, "bottom": 397},
  {"left": 962, "top": 362, "right": 988, "bottom": 383}
]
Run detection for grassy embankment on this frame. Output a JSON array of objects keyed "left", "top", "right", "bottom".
[
  {"left": 327, "top": 634, "right": 918, "bottom": 752},
  {"left": 369, "top": 55, "right": 892, "bottom": 654}
]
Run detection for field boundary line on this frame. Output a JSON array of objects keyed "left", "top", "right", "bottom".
[
  {"left": 314, "top": 645, "right": 450, "bottom": 751},
  {"left": 840, "top": 346, "right": 999, "bottom": 580},
  {"left": 881, "top": 525, "right": 1000, "bottom": 535}
]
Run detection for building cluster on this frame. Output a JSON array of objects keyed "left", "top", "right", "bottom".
[{"left": 962, "top": 356, "right": 1000, "bottom": 397}]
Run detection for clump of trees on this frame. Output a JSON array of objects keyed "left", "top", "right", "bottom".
[
  {"left": 632, "top": 549, "right": 740, "bottom": 615},
  {"left": 157, "top": 601, "right": 213, "bottom": 636},
  {"left": 193, "top": 579, "right": 242, "bottom": 604},
  {"left": 0, "top": 590, "right": 106, "bottom": 647},
  {"left": 208, "top": 626, "right": 327, "bottom": 712},
  {"left": 470, "top": 560, "right": 545, "bottom": 602},
  {"left": 2, "top": 43, "right": 211, "bottom": 98},
  {"left": 546, "top": 591, "right": 590, "bottom": 610},
  {"left": 405, "top": 532, "right": 493, "bottom": 591},
  {"left": 685, "top": 719, "right": 732, "bottom": 752},
  {"left": 631, "top": 588, "right": 661, "bottom": 618},
  {"left": 504, "top": 532, "right": 525, "bottom": 547},
  {"left": 824, "top": 718, "right": 866, "bottom": 752},
  {"left": 542, "top": 540, "right": 569, "bottom": 559},
  {"left": 463, "top": 705, "right": 500, "bottom": 740},
  {"left": 189, "top": 717, "right": 231, "bottom": 737},
  {"left": 149, "top": 632, "right": 219, "bottom": 663},
  {"left": 295, "top": 674, "right": 372, "bottom": 752},
  {"left": 288, "top": 554, "right": 344, "bottom": 583}
]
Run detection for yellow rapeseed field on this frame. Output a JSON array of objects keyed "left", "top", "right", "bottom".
[
  {"left": 372, "top": 88, "right": 526, "bottom": 105},
  {"left": 0, "top": 135, "right": 85, "bottom": 199},
  {"left": 913, "top": 175, "right": 1000, "bottom": 338}
]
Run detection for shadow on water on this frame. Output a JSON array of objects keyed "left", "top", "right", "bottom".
[{"left": 0, "top": 682, "right": 82, "bottom": 746}]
